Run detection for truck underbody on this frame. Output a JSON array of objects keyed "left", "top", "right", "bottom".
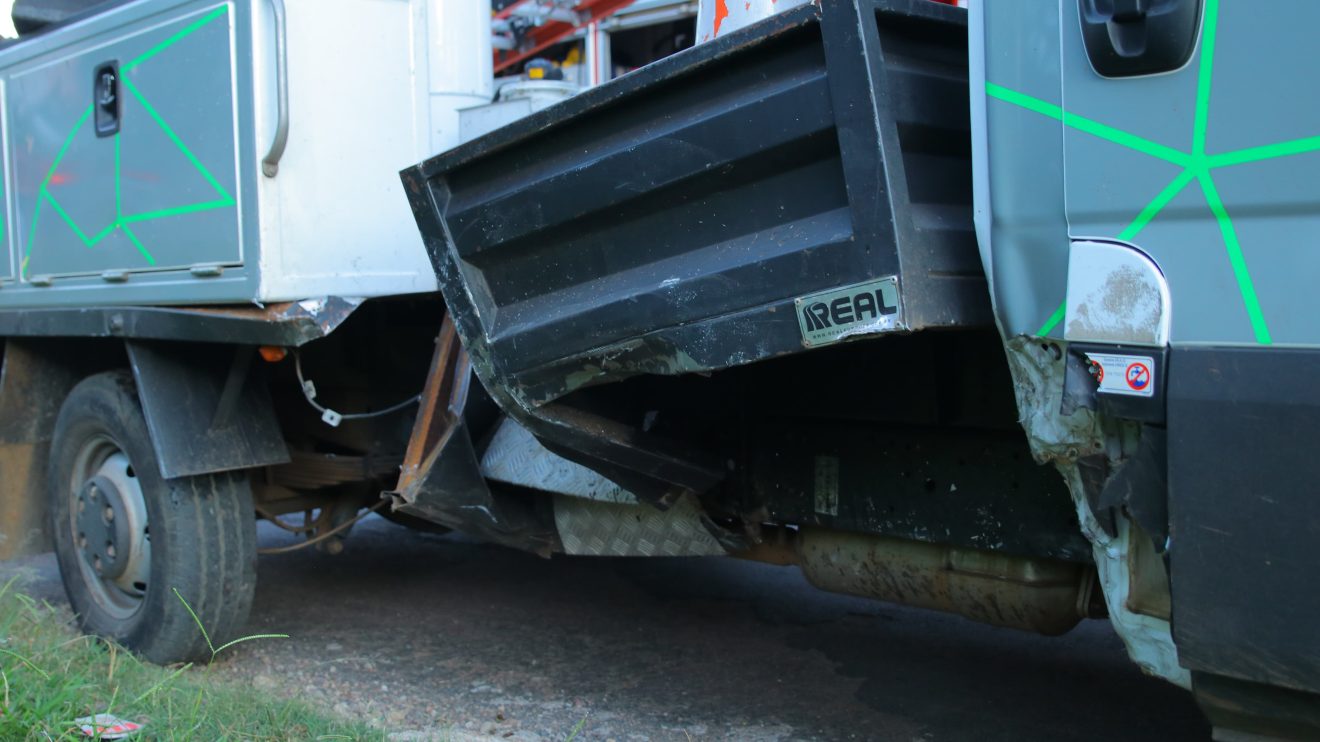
[
  {"left": 0, "top": 0, "right": 1316, "bottom": 738},
  {"left": 403, "top": 0, "right": 1104, "bottom": 627},
  {"left": 399, "top": 0, "right": 1320, "bottom": 736}
]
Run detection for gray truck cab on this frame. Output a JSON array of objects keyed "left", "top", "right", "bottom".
[{"left": 976, "top": 0, "right": 1320, "bottom": 734}]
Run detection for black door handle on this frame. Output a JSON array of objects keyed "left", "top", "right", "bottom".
[
  {"left": 1110, "top": 0, "right": 1149, "bottom": 24},
  {"left": 1079, "top": 0, "right": 1202, "bottom": 77},
  {"left": 94, "top": 61, "right": 120, "bottom": 137}
]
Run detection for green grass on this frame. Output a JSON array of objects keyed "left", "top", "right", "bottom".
[
  {"left": 171, "top": 588, "right": 290, "bottom": 663},
  {"left": 0, "top": 578, "right": 384, "bottom": 741}
]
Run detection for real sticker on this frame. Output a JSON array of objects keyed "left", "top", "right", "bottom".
[
  {"left": 1085, "top": 352, "right": 1156, "bottom": 398},
  {"left": 795, "top": 277, "right": 901, "bottom": 348}
]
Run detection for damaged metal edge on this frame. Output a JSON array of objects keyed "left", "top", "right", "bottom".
[
  {"left": 1002, "top": 335, "right": 1189, "bottom": 688},
  {"left": 482, "top": 417, "right": 637, "bottom": 503},
  {"left": 0, "top": 295, "right": 363, "bottom": 347}
]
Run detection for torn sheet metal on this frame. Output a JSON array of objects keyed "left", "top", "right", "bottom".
[
  {"left": 389, "top": 318, "right": 558, "bottom": 555},
  {"left": 1002, "top": 337, "right": 1107, "bottom": 463},
  {"left": 1067, "top": 463, "right": 1188, "bottom": 686},
  {"left": 1002, "top": 336, "right": 1188, "bottom": 687},
  {"left": 554, "top": 493, "right": 727, "bottom": 557},
  {"left": 482, "top": 417, "right": 634, "bottom": 503},
  {"left": 518, "top": 403, "right": 726, "bottom": 506},
  {"left": 392, "top": 414, "right": 558, "bottom": 555},
  {"left": 0, "top": 296, "right": 362, "bottom": 347}
]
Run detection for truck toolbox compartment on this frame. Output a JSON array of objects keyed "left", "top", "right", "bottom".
[
  {"left": 404, "top": 0, "right": 986, "bottom": 411},
  {"left": 1, "top": 0, "right": 443, "bottom": 307}
]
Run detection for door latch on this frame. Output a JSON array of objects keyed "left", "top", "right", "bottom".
[
  {"left": 1079, "top": 0, "right": 1202, "bottom": 77},
  {"left": 93, "top": 61, "right": 120, "bottom": 137}
]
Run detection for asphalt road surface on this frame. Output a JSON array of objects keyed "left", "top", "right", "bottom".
[{"left": 7, "top": 516, "right": 1211, "bottom": 741}]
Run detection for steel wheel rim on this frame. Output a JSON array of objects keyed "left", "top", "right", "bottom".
[{"left": 68, "top": 435, "right": 151, "bottom": 620}]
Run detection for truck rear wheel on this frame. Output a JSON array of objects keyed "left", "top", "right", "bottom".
[{"left": 49, "top": 371, "right": 257, "bottom": 664}]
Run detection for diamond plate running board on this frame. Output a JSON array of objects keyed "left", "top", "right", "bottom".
[
  {"left": 482, "top": 417, "right": 727, "bottom": 556},
  {"left": 481, "top": 416, "right": 634, "bottom": 503}
]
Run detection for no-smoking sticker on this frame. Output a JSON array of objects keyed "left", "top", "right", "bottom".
[{"left": 1086, "top": 353, "right": 1156, "bottom": 398}]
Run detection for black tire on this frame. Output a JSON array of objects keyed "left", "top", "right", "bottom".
[{"left": 48, "top": 371, "right": 257, "bottom": 664}]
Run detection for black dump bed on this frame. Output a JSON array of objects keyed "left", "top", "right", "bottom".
[
  {"left": 403, "top": 0, "right": 983, "bottom": 499},
  {"left": 11, "top": 0, "right": 130, "bottom": 35}
]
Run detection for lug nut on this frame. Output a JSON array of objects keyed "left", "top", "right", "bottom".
[
  {"left": 106, "top": 543, "right": 116, "bottom": 559},
  {"left": 104, "top": 506, "right": 114, "bottom": 522}
]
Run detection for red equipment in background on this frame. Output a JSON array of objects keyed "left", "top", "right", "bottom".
[{"left": 493, "top": 0, "right": 635, "bottom": 74}]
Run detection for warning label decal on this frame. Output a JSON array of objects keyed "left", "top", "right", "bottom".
[{"left": 1086, "top": 352, "right": 1156, "bottom": 398}]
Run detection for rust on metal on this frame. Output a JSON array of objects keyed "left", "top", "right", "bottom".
[
  {"left": 0, "top": 297, "right": 362, "bottom": 348},
  {"left": 394, "top": 316, "right": 471, "bottom": 500},
  {"left": 173, "top": 297, "right": 362, "bottom": 342},
  {"left": 385, "top": 315, "right": 559, "bottom": 555},
  {"left": 266, "top": 450, "right": 401, "bottom": 491},
  {"left": 731, "top": 523, "right": 798, "bottom": 566},
  {"left": 736, "top": 526, "right": 1094, "bottom": 635},
  {"left": 1125, "top": 521, "right": 1172, "bottom": 620}
]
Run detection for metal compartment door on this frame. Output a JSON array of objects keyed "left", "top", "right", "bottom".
[{"left": 10, "top": 1, "right": 240, "bottom": 283}]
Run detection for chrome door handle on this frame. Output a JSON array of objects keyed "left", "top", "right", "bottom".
[{"left": 261, "top": 0, "right": 289, "bottom": 177}]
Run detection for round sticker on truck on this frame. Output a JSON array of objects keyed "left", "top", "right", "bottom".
[{"left": 1125, "top": 362, "right": 1151, "bottom": 392}]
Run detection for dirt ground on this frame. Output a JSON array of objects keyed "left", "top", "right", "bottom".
[{"left": 6, "top": 515, "right": 1211, "bottom": 741}]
